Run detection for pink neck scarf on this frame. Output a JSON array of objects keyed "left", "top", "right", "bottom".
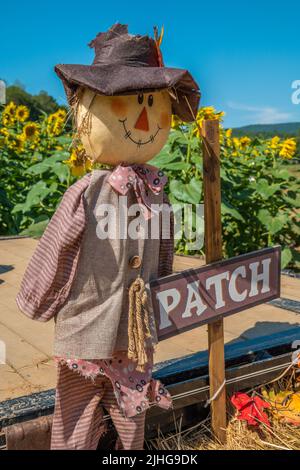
[{"left": 107, "top": 163, "right": 167, "bottom": 219}]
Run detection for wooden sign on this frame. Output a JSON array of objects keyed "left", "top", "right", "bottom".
[
  {"left": 203, "top": 119, "right": 226, "bottom": 442},
  {"left": 150, "top": 245, "right": 281, "bottom": 340},
  {"left": 152, "top": 119, "right": 282, "bottom": 444}
]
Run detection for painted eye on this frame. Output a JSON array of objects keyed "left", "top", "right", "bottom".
[
  {"left": 148, "top": 94, "right": 154, "bottom": 107},
  {"left": 138, "top": 93, "right": 144, "bottom": 105}
]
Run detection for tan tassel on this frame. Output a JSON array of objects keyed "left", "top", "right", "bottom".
[{"left": 128, "top": 276, "right": 152, "bottom": 372}]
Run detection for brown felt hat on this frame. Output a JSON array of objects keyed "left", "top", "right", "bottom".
[{"left": 55, "top": 23, "right": 200, "bottom": 122}]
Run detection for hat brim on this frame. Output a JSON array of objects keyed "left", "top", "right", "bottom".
[{"left": 55, "top": 64, "right": 200, "bottom": 122}]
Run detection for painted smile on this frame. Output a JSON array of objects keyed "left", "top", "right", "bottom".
[{"left": 119, "top": 118, "right": 161, "bottom": 148}]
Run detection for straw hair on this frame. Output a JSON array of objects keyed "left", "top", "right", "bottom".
[{"left": 128, "top": 276, "right": 152, "bottom": 372}]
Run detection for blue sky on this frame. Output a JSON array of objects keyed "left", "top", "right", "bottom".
[{"left": 1, "top": 0, "right": 299, "bottom": 128}]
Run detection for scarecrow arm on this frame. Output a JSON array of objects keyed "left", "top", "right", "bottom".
[{"left": 16, "top": 173, "right": 92, "bottom": 322}]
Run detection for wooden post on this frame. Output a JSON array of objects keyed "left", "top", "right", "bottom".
[{"left": 202, "top": 119, "right": 227, "bottom": 443}]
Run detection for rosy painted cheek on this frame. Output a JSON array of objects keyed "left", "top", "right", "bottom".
[
  {"left": 110, "top": 98, "right": 128, "bottom": 117},
  {"left": 160, "top": 111, "right": 171, "bottom": 129}
]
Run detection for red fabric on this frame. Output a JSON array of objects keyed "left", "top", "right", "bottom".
[
  {"left": 231, "top": 392, "right": 271, "bottom": 427},
  {"left": 54, "top": 351, "right": 173, "bottom": 418},
  {"left": 107, "top": 163, "right": 168, "bottom": 219}
]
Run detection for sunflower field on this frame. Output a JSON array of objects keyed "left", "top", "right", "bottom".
[
  {"left": 1, "top": 102, "right": 299, "bottom": 270},
  {"left": 0, "top": 102, "right": 89, "bottom": 237}
]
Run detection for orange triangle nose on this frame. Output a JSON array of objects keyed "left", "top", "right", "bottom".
[{"left": 134, "top": 107, "right": 149, "bottom": 132}]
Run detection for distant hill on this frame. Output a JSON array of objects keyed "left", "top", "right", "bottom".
[
  {"left": 3, "top": 84, "right": 64, "bottom": 121},
  {"left": 232, "top": 122, "right": 300, "bottom": 137}
]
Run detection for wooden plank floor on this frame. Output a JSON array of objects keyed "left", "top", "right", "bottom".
[{"left": 0, "top": 238, "right": 299, "bottom": 401}]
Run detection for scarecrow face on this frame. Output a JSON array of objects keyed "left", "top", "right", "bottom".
[{"left": 76, "top": 88, "right": 172, "bottom": 165}]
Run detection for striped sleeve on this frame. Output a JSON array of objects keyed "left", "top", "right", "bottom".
[
  {"left": 16, "top": 173, "right": 92, "bottom": 322},
  {"left": 157, "top": 192, "right": 174, "bottom": 278}
]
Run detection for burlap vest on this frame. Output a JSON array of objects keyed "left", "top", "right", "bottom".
[{"left": 53, "top": 169, "right": 162, "bottom": 359}]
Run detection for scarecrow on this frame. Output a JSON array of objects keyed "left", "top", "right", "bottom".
[{"left": 16, "top": 23, "right": 200, "bottom": 450}]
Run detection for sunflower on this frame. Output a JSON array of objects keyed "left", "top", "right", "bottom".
[
  {"left": 3, "top": 133, "right": 14, "bottom": 149},
  {"left": 22, "top": 122, "right": 40, "bottom": 141},
  {"left": 16, "top": 105, "right": 30, "bottom": 122},
  {"left": 46, "top": 112, "right": 65, "bottom": 136},
  {"left": 0, "top": 127, "right": 9, "bottom": 137},
  {"left": 64, "top": 147, "right": 93, "bottom": 177},
  {"left": 4, "top": 133, "right": 24, "bottom": 151},
  {"left": 194, "top": 106, "right": 225, "bottom": 137},
  {"left": 279, "top": 138, "right": 297, "bottom": 159},
  {"left": 1, "top": 102, "right": 17, "bottom": 126},
  {"left": 2, "top": 115, "right": 13, "bottom": 126},
  {"left": 270, "top": 136, "right": 280, "bottom": 149},
  {"left": 171, "top": 115, "right": 182, "bottom": 129},
  {"left": 232, "top": 137, "right": 241, "bottom": 149},
  {"left": 54, "top": 109, "right": 67, "bottom": 120},
  {"left": 52, "top": 119, "right": 64, "bottom": 136},
  {"left": 239, "top": 136, "right": 251, "bottom": 148},
  {"left": 14, "top": 135, "right": 25, "bottom": 152},
  {"left": 220, "top": 128, "right": 233, "bottom": 147},
  {"left": 4, "top": 102, "right": 16, "bottom": 117}
]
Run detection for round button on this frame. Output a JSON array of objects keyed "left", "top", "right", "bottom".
[{"left": 129, "top": 255, "right": 142, "bottom": 269}]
